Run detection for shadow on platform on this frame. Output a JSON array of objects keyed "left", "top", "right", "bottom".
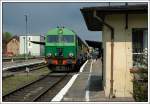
[{"left": 88, "top": 75, "right": 103, "bottom": 91}]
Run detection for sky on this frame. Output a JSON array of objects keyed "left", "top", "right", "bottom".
[
  {"left": 2, "top": 2, "right": 105, "bottom": 42},
  {"left": 2, "top": 2, "right": 148, "bottom": 42}
]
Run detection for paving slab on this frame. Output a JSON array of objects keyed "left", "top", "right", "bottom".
[
  {"left": 62, "top": 59, "right": 134, "bottom": 102},
  {"left": 62, "top": 59, "right": 105, "bottom": 102},
  {"left": 62, "top": 60, "right": 91, "bottom": 101}
]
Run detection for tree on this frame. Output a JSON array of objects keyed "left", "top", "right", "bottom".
[
  {"left": 2, "top": 32, "right": 13, "bottom": 54},
  {"left": 2, "top": 32, "right": 13, "bottom": 42}
]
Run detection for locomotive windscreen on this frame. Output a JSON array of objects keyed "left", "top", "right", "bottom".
[
  {"left": 47, "top": 35, "right": 59, "bottom": 42},
  {"left": 62, "top": 35, "right": 74, "bottom": 43},
  {"left": 47, "top": 35, "right": 74, "bottom": 43}
]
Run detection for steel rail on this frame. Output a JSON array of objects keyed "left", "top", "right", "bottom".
[
  {"left": 2, "top": 64, "right": 47, "bottom": 79},
  {"left": 3, "top": 72, "right": 68, "bottom": 102}
]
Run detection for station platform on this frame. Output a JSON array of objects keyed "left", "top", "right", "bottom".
[
  {"left": 62, "top": 59, "right": 105, "bottom": 101},
  {"left": 2, "top": 59, "right": 45, "bottom": 71},
  {"left": 52, "top": 58, "right": 134, "bottom": 102}
]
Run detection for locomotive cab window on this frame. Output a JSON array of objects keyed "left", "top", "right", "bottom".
[
  {"left": 47, "top": 35, "right": 59, "bottom": 43},
  {"left": 62, "top": 35, "right": 74, "bottom": 43}
]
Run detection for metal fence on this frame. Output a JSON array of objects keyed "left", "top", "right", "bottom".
[{"left": 132, "top": 48, "right": 148, "bottom": 69}]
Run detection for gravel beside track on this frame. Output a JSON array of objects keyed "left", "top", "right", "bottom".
[
  {"left": 35, "top": 74, "right": 72, "bottom": 102},
  {"left": 3, "top": 73, "right": 68, "bottom": 102}
]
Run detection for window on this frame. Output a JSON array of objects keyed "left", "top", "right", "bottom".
[
  {"left": 62, "top": 35, "right": 74, "bottom": 43},
  {"left": 132, "top": 29, "right": 148, "bottom": 53},
  {"left": 132, "top": 28, "right": 148, "bottom": 66},
  {"left": 47, "top": 35, "right": 74, "bottom": 43},
  {"left": 47, "top": 35, "right": 59, "bottom": 43}
]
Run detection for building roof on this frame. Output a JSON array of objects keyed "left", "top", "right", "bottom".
[
  {"left": 7, "top": 36, "right": 19, "bottom": 44},
  {"left": 80, "top": 4, "right": 148, "bottom": 31},
  {"left": 85, "top": 40, "right": 102, "bottom": 49}
]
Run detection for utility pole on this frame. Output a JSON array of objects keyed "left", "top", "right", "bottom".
[
  {"left": 24, "top": 14, "right": 28, "bottom": 60},
  {"left": 23, "top": 37, "right": 25, "bottom": 60}
]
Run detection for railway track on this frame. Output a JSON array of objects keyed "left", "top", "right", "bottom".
[
  {"left": 3, "top": 72, "right": 70, "bottom": 102},
  {"left": 2, "top": 63, "right": 47, "bottom": 79},
  {"left": 35, "top": 74, "right": 72, "bottom": 102},
  {"left": 3, "top": 56, "right": 44, "bottom": 62}
]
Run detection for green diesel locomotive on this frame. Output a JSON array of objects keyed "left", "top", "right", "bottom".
[
  {"left": 45, "top": 27, "right": 88, "bottom": 71},
  {"left": 31, "top": 27, "right": 88, "bottom": 71}
]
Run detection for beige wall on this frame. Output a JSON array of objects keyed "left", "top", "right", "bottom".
[
  {"left": 7, "top": 39, "right": 20, "bottom": 56},
  {"left": 102, "top": 14, "right": 147, "bottom": 97}
]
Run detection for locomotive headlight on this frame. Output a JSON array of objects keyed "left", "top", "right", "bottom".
[
  {"left": 69, "top": 53, "right": 74, "bottom": 57},
  {"left": 47, "top": 53, "right": 52, "bottom": 57},
  {"left": 55, "top": 53, "right": 57, "bottom": 56}
]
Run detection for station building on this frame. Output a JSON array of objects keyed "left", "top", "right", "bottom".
[
  {"left": 19, "top": 35, "right": 45, "bottom": 56},
  {"left": 6, "top": 36, "right": 20, "bottom": 56},
  {"left": 81, "top": 4, "right": 148, "bottom": 98}
]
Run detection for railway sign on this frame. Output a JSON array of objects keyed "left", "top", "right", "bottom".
[{"left": 26, "top": 67, "right": 30, "bottom": 73}]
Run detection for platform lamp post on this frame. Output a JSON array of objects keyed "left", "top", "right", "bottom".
[
  {"left": 24, "top": 14, "right": 30, "bottom": 80},
  {"left": 23, "top": 37, "right": 25, "bottom": 60},
  {"left": 24, "top": 14, "right": 28, "bottom": 60}
]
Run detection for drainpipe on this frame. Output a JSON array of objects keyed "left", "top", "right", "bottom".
[{"left": 93, "top": 10, "right": 115, "bottom": 98}]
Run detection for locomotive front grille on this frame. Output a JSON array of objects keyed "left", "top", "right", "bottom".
[{"left": 57, "top": 48, "right": 63, "bottom": 57}]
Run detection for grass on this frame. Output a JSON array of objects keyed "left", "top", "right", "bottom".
[{"left": 2, "top": 67, "right": 50, "bottom": 96}]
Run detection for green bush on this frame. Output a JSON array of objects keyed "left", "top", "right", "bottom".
[
  {"left": 132, "top": 48, "right": 148, "bottom": 102},
  {"left": 133, "top": 77, "right": 148, "bottom": 101}
]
